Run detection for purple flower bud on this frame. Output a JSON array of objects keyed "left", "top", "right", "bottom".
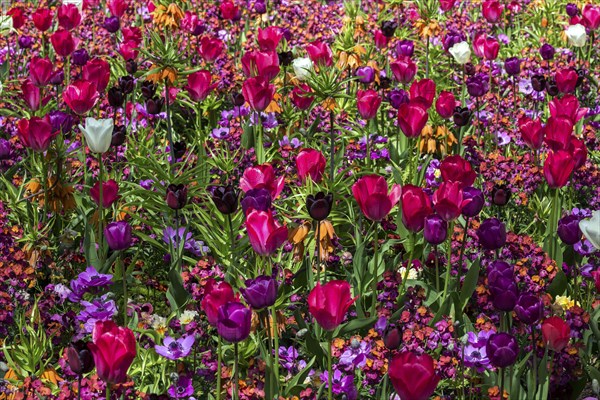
[
  {"left": 211, "top": 185, "right": 239, "bottom": 215},
  {"left": 0, "top": 139, "right": 12, "bottom": 160},
  {"left": 306, "top": 192, "right": 333, "bottom": 221},
  {"left": 453, "top": 106, "right": 471, "bottom": 127},
  {"left": 423, "top": 214, "right": 448, "bottom": 245},
  {"left": 461, "top": 187, "right": 484, "bottom": 217},
  {"left": 566, "top": 3, "right": 579, "bottom": 17},
  {"left": 388, "top": 89, "right": 409, "bottom": 109},
  {"left": 531, "top": 74, "right": 546, "bottom": 92},
  {"left": 486, "top": 332, "right": 519, "bottom": 368},
  {"left": 539, "top": 43, "right": 555, "bottom": 60},
  {"left": 240, "top": 275, "right": 279, "bottom": 309},
  {"left": 66, "top": 341, "right": 95, "bottom": 375},
  {"left": 217, "top": 301, "right": 252, "bottom": 343},
  {"left": 514, "top": 293, "right": 543, "bottom": 324},
  {"left": 104, "top": 16, "right": 121, "bottom": 33},
  {"left": 165, "top": 184, "right": 187, "bottom": 210},
  {"left": 48, "top": 110, "right": 76, "bottom": 134},
  {"left": 71, "top": 48, "right": 90, "bottom": 66},
  {"left": 18, "top": 35, "right": 34, "bottom": 49},
  {"left": 396, "top": 40, "right": 414, "bottom": 57},
  {"left": 487, "top": 261, "right": 518, "bottom": 311},
  {"left": 557, "top": 214, "right": 582, "bottom": 245},
  {"left": 383, "top": 324, "right": 401, "bottom": 350},
  {"left": 491, "top": 184, "right": 511, "bottom": 206},
  {"left": 356, "top": 66, "right": 375, "bottom": 84},
  {"left": 50, "top": 69, "right": 65, "bottom": 86},
  {"left": 466, "top": 74, "right": 489, "bottom": 98},
  {"left": 104, "top": 221, "right": 132, "bottom": 251},
  {"left": 254, "top": 1, "right": 266, "bottom": 14},
  {"left": 504, "top": 57, "right": 521, "bottom": 77},
  {"left": 477, "top": 218, "right": 506, "bottom": 250},
  {"left": 241, "top": 188, "right": 271, "bottom": 214}
]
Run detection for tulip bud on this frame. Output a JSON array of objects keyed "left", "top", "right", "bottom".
[
  {"left": 306, "top": 192, "right": 333, "bottom": 221},
  {"left": 278, "top": 51, "right": 293, "bottom": 67},
  {"left": 461, "top": 187, "right": 484, "bottom": 217},
  {"left": 557, "top": 215, "right": 582, "bottom": 245},
  {"left": 453, "top": 106, "right": 471, "bottom": 127},
  {"left": 126, "top": 59, "right": 138, "bottom": 74},
  {"left": 71, "top": 48, "right": 90, "bottom": 66},
  {"left": 240, "top": 275, "right": 279, "bottom": 309},
  {"left": 423, "top": 214, "right": 448, "bottom": 245},
  {"left": 119, "top": 76, "right": 135, "bottom": 95},
  {"left": 111, "top": 125, "right": 127, "bottom": 147},
  {"left": 166, "top": 184, "right": 188, "bottom": 210},
  {"left": 383, "top": 325, "right": 401, "bottom": 350},
  {"left": 504, "top": 57, "right": 521, "bottom": 76},
  {"left": 104, "top": 221, "right": 132, "bottom": 251},
  {"left": 141, "top": 81, "right": 158, "bottom": 99},
  {"left": 477, "top": 218, "right": 506, "bottom": 250},
  {"left": 108, "top": 87, "right": 125, "bottom": 108},
  {"left": 539, "top": 43, "right": 555, "bottom": 60},
  {"left": 491, "top": 184, "right": 511, "bottom": 206},
  {"left": 211, "top": 185, "right": 239, "bottom": 215},
  {"left": 66, "top": 341, "right": 95, "bottom": 375},
  {"left": 146, "top": 97, "right": 165, "bottom": 114},
  {"left": 380, "top": 20, "right": 397, "bottom": 37},
  {"left": 531, "top": 74, "right": 546, "bottom": 92}
]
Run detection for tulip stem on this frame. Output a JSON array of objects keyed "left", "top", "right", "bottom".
[
  {"left": 271, "top": 305, "right": 280, "bottom": 395},
  {"left": 77, "top": 375, "right": 81, "bottom": 400},
  {"left": 316, "top": 220, "right": 321, "bottom": 283},
  {"left": 255, "top": 112, "right": 264, "bottom": 164},
  {"left": 371, "top": 222, "right": 379, "bottom": 316},
  {"left": 233, "top": 342, "right": 239, "bottom": 400},
  {"left": 499, "top": 367, "right": 505, "bottom": 400},
  {"left": 120, "top": 256, "right": 127, "bottom": 327},
  {"left": 164, "top": 79, "right": 176, "bottom": 172},
  {"left": 457, "top": 217, "right": 470, "bottom": 285},
  {"left": 434, "top": 245, "right": 440, "bottom": 292},
  {"left": 97, "top": 152, "right": 104, "bottom": 265},
  {"left": 531, "top": 328, "right": 538, "bottom": 396},
  {"left": 442, "top": 222, "right": 454, "bottom": 305},
  {"left": 216, "top": 336, "right": 222, "bottom": 400},
  {"left": 327, "top": 338, "right": 333, "bottom": 400},
  {"left": 106, "top": 385, "right": 110, "bottom": 400},
  {"left": 329, "top": 111, "right": 335, "bottom": 183}
]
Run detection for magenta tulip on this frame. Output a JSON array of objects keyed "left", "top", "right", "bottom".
[
  {"left": 352, "top": 175, "right": 401, "bottom": 221},
  {"left": 245, "top": 209, "right": 288, "bottom": 256}
]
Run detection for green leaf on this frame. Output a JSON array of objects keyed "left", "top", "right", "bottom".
[
  {"left": 283, "top": 356, "right": 316, "bottom": 396},
  {"left": 547, "top": 269, "right": 567, "bottom": 297},
  {"left": 459, "top": 259, "right": 480, "bottom": 311},
  {"left": 336, "top": 316, "right": 377, "bottom": 337}
]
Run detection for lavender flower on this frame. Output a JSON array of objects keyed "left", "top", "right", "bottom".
[{"left": 155, "top": 335, "right": 195, "bottom": 360}]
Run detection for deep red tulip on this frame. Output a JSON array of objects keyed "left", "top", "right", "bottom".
[
  {"left": 569, "top": 137, "right": 587, "bottom": 169},
  {"left": 389, "top": 351, "right": 440, "bottom": 400},
  {"left": 544, "top": 116, "right": 573, "bottom": 151},
  {"left": 257, "top": 26, "right": 283, "bottom": 52},
  {"left": 199, "top": 36, "right": 224, "bottom": 62},
  {"left": 582, "top": 4, "right": 600, "bottom": 30},
  {"left": 555, "top": 68, "right": 578, "bottom": 94},
  {"left": 58, "top": 4, "right": 82, "bottom": 30},
  {"left": 374, "top": 30, "right": 389, "bottom": 49},
  {"left": 439, "top": 0, "right": 456, "bottom": 12},
  {"left": 439, "top": 155, "right": 477, "bottom": 188},
  {"left": 352, "top": 175, "right": 401, "bottom": 221},
  {"left": 108, "top": 0, "right": 129, "bottom": 17},
  {"left": 401, "top": 185, "right": 433, "bottom": 232},
  {"left": 63, "top": 80, "right": 99, "bottom": 115},
  {"left": 242, "top": 76, "right": 275, "bottom": 112},
  {"left": 17, "top": 116, "right": 57, "bottom": 152},
  {"left": 433, "top": 182, "right": 471, "bottom": 221},
  {"left": 296, "top": 148, "right": 326, "bottom": 184},
  {"left": 398, "top": 102, "right": 428, "bottom": 138},
  {"left": 29, "top": 57, "right": 54, "bottom": 87},
  {"left": 591, "top": 271, "right": 600, "bottom": 292},
  {"left": 549, "top": 95, "right": 587, "bottom": 124},
  {"left": 290, "top": 84, "right": 314, "bottom": 110},
  {"left": 390, "top": 57, "right": 417, "bottom": 85},
  {"left": 51, "top": 29, "right": 78, "bottom": 57},
  {"left": 90, "top": 179, "right": 120, "bottom": 208},
  {"left": 122, "top": 27, "right": 142, "bottom": 47},
  {"left": 435, "top": 91, "right": 457, "bottom": 119},
  {"left": 87, "top": 320, "right": 136, "bottom": 384},
  {"left": 220, "top": 1, "right": 240, "bottom": 20},
  {"left": 357, "top": 90, "right": 382, "bottom": 120},
  {"left": 308, "top": 280, "right": 356, "bottom": 331},
  {"left": 240, "top": 163, "right": 285, "bottom": 199},
  {"left": 241, "top": 51, "right": 280, "bottom": 80},
  {"left": 8, "top": 8, "right": 26, "bottom": 30},
  {"left": 541, "top": 316, "right": 571, "bottom": 352},
  {"left": 482, "top": 0, "right": 504, "bottom": 23},
  {"left": 82, "top": 59, "right": 111, "bottom": 93},
  {"left": 186, "top": 70, "right": 217, "bottom": 102},
  {"left": 306, "top": 41, "right": 333, "bottom": 67},
  {"left": 245, "top": 209, "right": 288, "bottom": 256},
  {"left": 544, "top": 150, "right": 575, "bottom": 188},
  {"left": 483, "top": 37, "right": 500, "bottom": 60},
  {"left": 201, "top": 279, "right": 236, "bottom": 326},
  {"left": 409, "top": 79, "right": 436, "bottom": 109},
  {"left": 21, "top": 80, "right": 41, "bottom": 111},
  {"left": 518, "top": 116, "right": 544, "bottom": 150},
  {"left": 32, "top": 8, "right": 53, "bottom": 32}
]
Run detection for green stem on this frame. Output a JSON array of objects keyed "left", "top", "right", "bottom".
[
  {"left": 316, "top": 220, "right": 321, "bottom": 284},
  {"left": 77, "top": 376, "right": 81, "bottom": 400},
  {"left": 434, "top": 245, "right": 440, "bottom": 292},
  {"left": 531, "top": 329, "right": 537, "bottom": 397},
  {"left": 97, "top": 152, "right": 104, "bottom": 264},
  {"left": 442, "top": 222, "right": 455, "bottom": 304},
  {"left": 371, "top": 222, "right": 379, "bottom": 316},
  {"left": 550, "top": 189, "right": 561, "bottom": 262},
  {"left": 121, "top": 255, "right": 127, "bottom": 327},
  {"left": 272, "top": 305, "right": 280, "bottom": 396},
  {"left": 327, "top": 338, "right": 333, "bottom": 400},
  {"left": 164, "top": 79, "right": 176, "bottom": 172},
  {"left": 256, "top": 112, "right": 264, "bottom": 164},
  {"left": 106, "top": 384, "right": 110, "bottom": 400},
  {"left": 457, "top": 217, "right": 470, "bottom": 284},
  {"left": 499, "top": 367, "right": 505, "bottom": 400},
  {"left": 233, "top": 342, "right": 239, "bottom": 400},
  {"left": 329, "top": 111, "right": 335, "bottom": 183},
  {"left": 398, "top": 233, "right": 415, "bottom": 296},
  {"left": 216, "top": 336, "right": 222, "bottom": 400}
]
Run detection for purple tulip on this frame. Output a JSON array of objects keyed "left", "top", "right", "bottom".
[
  {"left": 0, "top": 139, "right": 12, "bottom": 160},
  {"left": 466, "top": 74, "right": 489, "bottom": 98},
  {"left": 443, "top": 30, "right": 464, "bottom": 52},
  {"left": 166, "top": 184, "right": 187, "bottom": 210},
  {"left": 66, "top": 341, "right": 95, "bottom": 375},
  {"left": 241, "top": 188, "right": 272, "bottom": 214},
  {"left": 155, "top": 335, "right": 195, "bottom": 360},
  {"left": 18, "top": 35, "right": 34, "bottom": 49},
  {"left": 514, "top": 293, "right": 543, "bottom": 324},
  {"left": 240, "top": 275, "right": 279, "bottom": 309},
  {"left": 104, "top": 16, "right": 120, "bottom": 33},
  {"left": 557, "top": 215, "right": 582, "bottom": 245},
  {"left": 566, "top": 3, "right": 579, "bottom": 17},
  {"left": 486, "top": 332, "right": 519, "bottom": 368},
  {"left": 48, "top": 110, "right": 76, "bottom": 134},
  {"left": 396, "top": 40, "right": 414, "bottom": 57},
  {"left": 388, "top": 89, "right": 409, "bottom": 109},
  {"left": 461, "top": 187, "right": 484, "bottom": 217},
  {"left": 539, "top": 44, "right": 555, "bottom": 60},
  {"left": 356, "top": 66, "right": 375, "bottom": 84},
  {"left": 423, "top": 214, "right": 448, "bottom": 245},
  {"left": 477, "top": 218, "right": 506, "bottom": 250},
  {"left": 504, "top": 57, "right": 521, "bottom": 77},
  {"left": 217, "top": 301, "right": 252, "bottom": 343},
  {"left": 71, "top": 48, "right": 90, "bottom": 66},
  {"left": 104, "top": 221, "right": 132, "bottom": 251}
]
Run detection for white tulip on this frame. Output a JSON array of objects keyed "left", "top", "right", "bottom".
[
  {"left": 79, "top": 118, "right": 114, "bottom": 153},
  {"left": 62, "top": 0, "right": 83, "bottom": 11},
  {"left": 565, "top": 24, "right": 588, "bottom": 47},
  {"left": 449, "top": 41, "right": 472, "bottom": 65},
  {"left": 580, "top": 210, "right": 600, "bottom": 250},
  {"left": 0, "top": 15, "right": 13, "bottom": 35},
  {"left": 292, "top": 57, "right": 313, "bottom": 81}
]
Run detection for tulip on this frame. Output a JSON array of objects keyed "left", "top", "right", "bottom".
[
  {"left": 396, "top": 40, "right": 414, "bottom": 57},
  {"left": 540, "top": 43, "right": 556, "bottom": 60},
  {"left": 257, "top": 26, "right": 283, "bottom": 52},
  {"left": 82, "top": 59, "right": 111, "bottom": 93},
  {"left": 108, "top": 87, "right": 124, "bottom": 109},
  {"left": 296, "top": 148, "right": 326, "bottom": 183},
  {"left": 108, "top": 0, "right": 128, "bottom": 17},
  {"left": 544, "top": 116, "right": 573, "bottom": 151},
  {"left": 58, "top": 4, "right": 81, "bottom": 30},
  {"left": 72, "top": 48, "right": 90, "bottom": 66},
  {"left": 453, "top": 106, "right": 471, "bottom": 127},
  {"left": 383, "top": 324, "right": 402, "bottom": 350},
  {"left": 401, "top": 185, "right": 433, "bottom": 232},
  {"left": 241, "top": 188, "right": 272, "bottom": 214},
  {"left": 514, "top": 294, "right": 543, "bottom": 325},
  {"left": 352, "top": 175, "right": 401, "bottom": 222},
  {"left": 292, "top": 57, "right": 313, "bottom": 81},
  {"left": 491, "top": 184, "right": 511, "bottom": 207},
  {"left": 19, "top": 36, "right": 33, "bottom": 49},
  {"left": 566, "top": 3, "right": 579, "bottom": 17},
  {"left": 91, "top": 179, "right": 120, "bottom": 208},
  {"left": 555, "top": 68, "right": 578, "bottom": 94},
  {"left": 424, "top": 214, "right": 448, "bottom": 245},
  {"left": 239, "top": 163, "right": 285, "bottom": 199},
  {"left": 439, "top": 0, "right": 456, "bottom": 12},
  {"left": 488, "top": 261, "right": 519, "bottom": 311},
  {"left": 141, "top": 81, "right": 157, "bottom": 99},
  {"left": 7, "top": 8, "right": 25, "bottom": 29},
  {"left": 388, "top": 89, "right": 409, "bottom": 109},
  {"left": 409, "top": 79, "right": 436, "bottom": 109},
  {"left": 51, "top": 29, "right": 79, "bottom": 57},
  {"left": 482, "top": 1, "right": 504, "bottom": 23},
  {"left": 356, "top": 90, "right": 382, "bottom": 120},
  {"left": 398, "top": 102, "right": 428, "bottom": 138},
  {"left": 220, "top": 1, "right": 240, "bottom": 20},
  {"left": 504, "top": 57, "right": 521, "bottom": 76},
  {"left": 32, "top": 8, "right": 53, "bottom": 31},
  {"left": 146, "top": 97, "right": 164, "bottom": 114},
  {"left": 433, "top": 182, "right": 470, "bottom": 221},
  {"left": 290, "top": 84, "right": 314, "bottom": 110},
  {"left": 21, "top": 80, "right": 40, "bottom": 111},
  {"left": 211, "top": 185, "right": 239, "bottom": 215},
  {"left": 0, "top": 139, "right": 11, "bottom": 160},
  {"left": 240, "top": 275, "right": 279, "bottom": 309},
  {"left": 87, "top": 320, "right": 136, "bottom": 384},
  {"left": 449, "top": 41, "right": 471, "bottom": 64},
  {"left": 165, "top": 184, "right": 188, "bottom": 210},
  {"left": 356, "top": 66, "right": 375, "bottom": 84},
  {"left": 119, "top": 76, "right": 135, "bottom": 95},
  {"left": 440, "top": 155, "right": 477, "bottom": 189},
  {"left": 305, "top": 41, "right": 333, "bottom": 67},
  {"left": 242, "top": 76, "right": 275, "bottom": 112},
  {"left": 29, "top": 57, "right": 54, "bottom": 87},
  {"left": 63, "top": 80, "right": 99, "bottom": 115},
  {"left": 477, "top": 218, "right": 506, "bottom": 250},
  {"left": 582, "top": 4, "right": 600, "bottom": 30},
  {"left": 565, "top": 24, "right": 587, "bottom": 47},
  {"left": 201, "top": 279, "right": 235, "bottom": 326},
  {"left": 390, "top": 57, "right": 417, "bottom": 85},
  {"left": 198, "top": 36, "right": 224, "bottom": 62},
  {"left": 592, "top": 271, "right": 600, "bottom": 292},
  {"left": 486, "top": 333, "right": 519, "bottom": 368},
  {"left": 373, "top": 30, "right": 389, "bottom": 48},
  {"left": 531, "top": 74, "right": 546, "bottom": 92},
  {"left": 241, "top": 51, "right": 280, "bottom": 80},
  {"left": 518, "top": 116, "right": 544, "bottom": 150},
  {"left": 17, "top": 117, "right": 56, "bottom": 152},
  {"left": 65, "top": 341, "right": 95, "bottom": 376},
  {"left": 79, "top": 117, "right": 114, "bottom": 153},
  {"left": 186, "top": 70, "right": 217, "bottom": 102},
  {"left": 48, "top": 110, "right": 76, "bottom": 134},
  {"left": 308, "top": 280, "right": 356, "bottom": 331},
  {"left": 435, "top": 91, "right": 457, "bottom": 119},
  {"left": 549, "top": 95, "right": 588, "bottom": 124},
  {"left": 542, "top": 317, "right": 571, "bottom": 352},
  {"left": 245, "top": 209, "right": 288, "bottom": 256},
  {"left": 389, "top": 352, "right": 440, "bottom": 400},
  {"left": 461, "top": 187, "right": 484, "bottom": 217},
  {"left": 557, "top": 215, "right": 582, "bottom": 245},
  {"left": 380, "top": 20, "right": 397, "bottom": 37},
  {"left": 104, "top": 221, "right": 132, "bottom": 251},
  {"left": 579, "top": 211, "right": 600, "bottom": 250},
  {"left": 111, "top": 125, "right": 126, "bottom": 147},
  {"left": 217, "top": 302, "right": 252, "bottom": 343},
  {"left": 544, "top": 150, "right": 575, "bottom": 188},
  {"left": 306, "top": 192, "right": 333, "bottom": 221},
  {"left": 466, "top": 74, "right": 489, "bottom": 97}
]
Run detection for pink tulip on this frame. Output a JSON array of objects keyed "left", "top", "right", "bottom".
[
  {"left": 555, "top": 68, "right": 578, "bottom": 94},
  {"left": 518, "top": 116, "right": 544, "bottom": 150},
  {"left": 240, "top": 163, "right": 285, "bottom": 199},
  {"left": 398, "top": 102, "right": 428, "bottom": 138},
  {"left": 373, "top": 30, "right": 389, "bottom": 49},
  {"left": 108, "top": 0, "right": 129, "bottom": 17},
  {"left": 483, "top": 37, "right": 499, "bottom": 60},
  {"left": 549, "top": 95, "right": 587, "bottom": 124},
  {"left": 352, "top": 175, "right": 401, "bottom": 221},
  {"left": 290, "top": 84, "right": 314, "bottom": 110},
  {"left": 409, "top": 79, "right": 436, "bottom": 109},
  {"left": 17, "top": 116, "right": 57, "bottom": 152},
  {"left": 29, "top": 57, "right": 54, "bottom": 87},
  {"left": 87, "top": 320, "right": 136, "bottom": 384},
  {"left": 91, "top": 180, "right": 121, "bottom": 208},
  {"left": 21, "top": 80, "right": 41, "bottom": 111},
  {"left": 401, "top": 185, "right": 432, "bottom": 232},
  {"left": 241, "top": 51, "right": 280, "bottom": 80},
  {"left": 306, "top": 41, "right": 333, "bottom": 67},
  {"left": 357, "top": 90, "right": 382, "bottom": 120},
  {"left": 435, "top": 91, "right": 457, "bottom": 119},
  {"left": 58, "top": 4, "right": 81, "bottom": 30},
  {"left": 569, "top": 137, "right": 587, "bottom": 169},
  {"left": 63, "top": 80, "right": 99, "bottom": 115},
  {"left": 245, "top": 209, "right": 288, "bottom": 256},
  {"left": 257, "top": 26, "right": 283, "bottom": 52},
  {"left": 390, "top": 57, "right": 417, "bottom": 84},
  {"left": 544, "top": 116, "right": 573, "bottom": 151},
  {"left": 199, "top": 36, "right": 224, "bottom": 62},
  {"left": 186, "top": 70, "right": 217, "bottom": 102},
  {"left": 32, "top": 8, "right": 53, "bottom": 32},
  {"left": 82, "top": 59, "right": 111, "bottom": 93},
  {"left": 51, "top": 29, "right": 79, "bottom": 57},
  {"left": 433, "top": 182, "right": 471, "bottom": 221},
  {"left": 242, "top": 76, "right": 276, "bottom": 112},
  {"left": 582, "top": 4, "right": 600, "bottom": 30},
  {"left": 482, "top": 0, "right": 504, "bottom": 23},
  {"left": 544, "top": 150, "right": 575, "bottom": 188},
  {"left": 296, "top": 148, "right": 326, "bottom": 183}
]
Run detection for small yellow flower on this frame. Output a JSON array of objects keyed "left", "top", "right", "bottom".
[{"left": 554, "top": 295, "right": 579, "bottom": 310}]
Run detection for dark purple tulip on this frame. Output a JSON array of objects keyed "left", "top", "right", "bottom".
[
  {"left": 388, "top": 89, "right": 409, "bottom": 109},
  {"left": 423, "top": 214, "right": 448, "bottom": 245},
  {"left": 211, "top": 185, "right": 239, "bottom": 215},
  {"left": 488, "top": 260, "right": 513, "bottom": 279},
  {"left": 48, "top": 110, "right": 75, "bottom": 134},
  {"left": 126, "top": 59, "right": 138, "bottom": 75},
  {"left": 119, "top": 76, "right": 135, "bottom": 95},
  {"left": 66, "top": 341, "right": 95, "bottom": 375},
  {"left": 453, "top": 106, "right": 471, "bottom": 127},
  {"left": 104, "top": 16, "right": 121, "bottom": 33},
  {"left": 217, "top": 301, "right": 252, "bottom": 343},
  {"left": 71, "top": 48, "right": 90, "bottom": 66},
  {"left": 166, "top": 184, "right": 188, "bottom": 210},
  {"left": 240, "top": 275, "right": 279, "bottom": 309},
  {"left": 464, "top": 62, "right": 476, "bottom": 76},
  {"left": 461, "top": 187, "right": 484, "bottom": 217},
  {"left": 477, "top": 218, "right": 506, "bottom": 250},
  {"left": 104, "top": 221, "right": 132, "bottom": 251},
  {"left": 108, "top": 87, "right": 125, "bottom": 108},
  {"left": 231, "top": 92, "right": 245, "bottom": 107},
  {"left": 566, "top": 3, "right": 579, "bottom": 17},
  {"left": 380, "top": 20, "right": 398, "bottom": 38},
  {"left": 356, "top": 66, "right": 375, "bottom": 84},
  {"left": 241, "top": 188, "right": 271, "bottom": 214},
  {"left": 396, "top": 40, "right": 414, "bottom": 57},
  {"left": 254, "top": 1, "right": 266, "bottom": 14},
  {"left": 443, "top": 30, "right": 464, "bottom": 52},
  {"left": 146, "top": 97, "right": 165, "bottom": 115},
  {"left": 545, "top": 79, "right": 559, "bottom": 97},
  {"left": 111, "top": 125, "right": 127, "bottom": 147},
  {"left": 539, "top": 44, "right": 555, "bottom": 60},
  {"left": 50, "top": 69, "right": 65, "bottom": 86},
  {"left": 306, "top": 192, "right": 333, "bottom": 221},
  {"left": 18, "top": 35, "right": 34, "bottom": 49},
  {"left": 531, "top": 74, "right": 546, "bottom": 92},
  {"left": 378, "top": 76, "right": 391, "bottom": 90},
  {"left": 278, "top": 51, "right": 293, "bottom": 67},
  {"left": 487, "top": 260, "right": 518, "bottom": 311},
  {"left": 491, "top": 184, "right": 511, "bottom": 206},
  {"left": 383, "top": 324, "right": 401, "bottom": 350},
  {"left": 466, "top": 74, "right": 489, "bottom": 98},
  {"left": 0, "top": 139, "right": 12, "bottom": 160},
  {"left": 141, "top": 81, "right": 158, "bottom": 99},
  {"left": 486, "top": 333, "right": 519, "bottom": 368},
  {"left": 504, "top": 57, "right": 521, "bottom": 76},
  {"left": 557, "top": 215, "right": 582, "bottom": 245},
  {"left": 514, "top": 293, "right": 543, "bottom": 324}
]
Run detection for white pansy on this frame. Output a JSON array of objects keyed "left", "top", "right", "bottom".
[
  {"left": 580, "top": 210, "right": 600, "bottom": 250},
  {"left": 449, "top": 41, "right": 471, "bottom": 65},
  {"left": 292, "top": 57, "right": 313, "bottom": 81},
  {"left": 180, "top": 310, "right": 198, "bottom": 325},
  {"left": 398, "top": 266, "right": 418, "bottom": 280},
  {"left": 79, "top": 117, "right": 114, "bottom": 153},
  {"left": 565, "top": 24, "right": 588, "bottom": 47}
]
